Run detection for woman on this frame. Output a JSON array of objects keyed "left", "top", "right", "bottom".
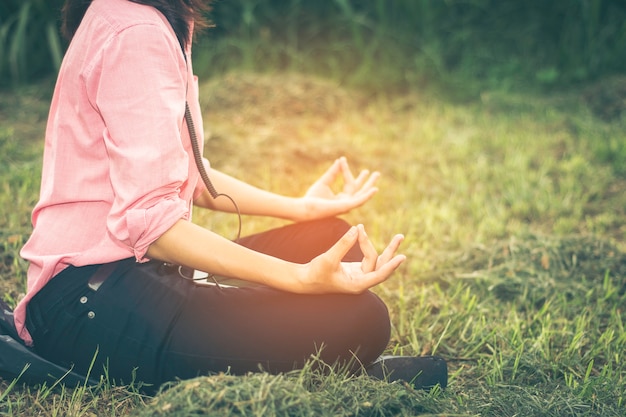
[{"left": 13, "top": 0, "right": 446, "bottom": 391}]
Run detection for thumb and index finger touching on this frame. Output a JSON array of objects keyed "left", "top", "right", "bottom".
[
  {"left": 318, "top": 157, "right": 380, "bottom": 192},
  {"left": 328, "top": 224, "right": 406, "bottom": 282}
]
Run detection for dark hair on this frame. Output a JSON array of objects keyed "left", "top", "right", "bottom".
[{"left": 61, "top": 0, "right": 212, "bottom": 49}]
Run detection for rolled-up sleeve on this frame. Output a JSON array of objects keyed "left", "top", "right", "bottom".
[{"left": 87, "top": 23, "right": 191, "bottom": 261}]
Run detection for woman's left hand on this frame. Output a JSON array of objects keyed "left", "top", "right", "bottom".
[{"left": 297, "top": 157, "right": 380, "bottom": 221}]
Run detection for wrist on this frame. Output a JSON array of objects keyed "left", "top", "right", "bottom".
[
  {"left": 292, "top": 262, "right": 313, "bottom": 293},
  {"left": 263, "top": 261, "right": 315, "bottom": 294},
  {"left": 277, "top": 196, "right": 309, "bottom": 223},
  {"left": 280, "top": 261, "right": 324, "bottom": 295}
]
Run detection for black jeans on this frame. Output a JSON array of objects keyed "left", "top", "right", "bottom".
[{"left": 25, "top": 218, "right": 391, "bottom": 389}]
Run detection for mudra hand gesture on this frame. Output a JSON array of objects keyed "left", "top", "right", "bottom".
[
  {"left": 299, "top": 157, "right": 380, "bottom": 221},
  {"left": 301, "top": 224, "right": 406, "bottom": 294}
]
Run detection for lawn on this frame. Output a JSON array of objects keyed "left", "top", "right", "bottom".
[{"left": 1, "top": 70, "right": 625, "bottom": 416}]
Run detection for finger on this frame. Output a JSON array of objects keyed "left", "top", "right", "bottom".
[
  {"left": 359, "top": 254, "right": 406, "bottom": 289},
  {"left": 348, "top": 186, "right": 379, "bottom": 209},
  {"left": 376, "top": 234, "right": 405, "bottom": 269},
  {"left": 326, "top": 225, "right": 359, "bottom": 263},
  {"left": 346, "top": 169, "right": 370, "bottom": 193},
  {"left": 322, "top": 188, "right": 376, "bottom": 217},
  {"left": 375, "top": 254, "right": 407, "bottom": 277},
  {"left": 351, "top": 171, "right": 380, "bottom": 198},
  {"left": 357, "top": 224, "right": 378, "bottom": 273},
  {"left": 317, "top": 158, "right": 342, "bottom": 186},
  {"left": 330, "top": 187, "right": 377, "bottom": 214},
  {"left": 338, "top": 156, "right": 356, "bottom": 185}
]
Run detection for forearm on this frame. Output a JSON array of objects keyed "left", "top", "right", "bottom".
[
  {"left": 194, "top": 168, "right": 304, "bottom": 221},
  {"left": 146, "top": 219, "right": 307, "bottom": 292}
]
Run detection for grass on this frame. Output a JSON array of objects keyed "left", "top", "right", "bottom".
[{"left": 1, "top": 65, "right": 625, "bottom": 416}]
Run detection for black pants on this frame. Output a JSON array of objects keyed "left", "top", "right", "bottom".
[{"left": 25, "top": 218, "right": 391, "bottom": 389}]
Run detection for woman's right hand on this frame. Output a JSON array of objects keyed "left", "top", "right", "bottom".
[
  {"left": 148, "top": 219, "right": 404, "bottom": 296},
  {"left": 298, "top": 225, "right": 406, "bottom": 294}
]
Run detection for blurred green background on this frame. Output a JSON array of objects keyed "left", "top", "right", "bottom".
[{"left": 2, "top": 0, "right": 625, "bottom": 94}]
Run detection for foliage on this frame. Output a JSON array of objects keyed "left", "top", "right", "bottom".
[
  {"left": 198, "top": 0, "right": 626, "bottom": 91},
  {"left": 0, "top": 0, "right": 65, "bottom": 86},
  {"left": 1, "top": 0, "right": 625, "bottom": 90}
]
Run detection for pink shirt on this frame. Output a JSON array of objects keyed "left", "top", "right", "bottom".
[{"left": 14, "top": 0, "right": 207, "bottom": 345}]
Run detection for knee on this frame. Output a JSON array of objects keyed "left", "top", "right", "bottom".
[
  {"left": 362, "top": 291, "right": 391, "bottom": 345},
  {"left": 348, "top": 291, "right": 391, "bottom": 364}
]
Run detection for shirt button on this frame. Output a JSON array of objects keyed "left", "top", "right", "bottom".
[
  {"left": 80, "top": 296, "right": 88, "bottom": 304},
  {"left": 87, "top": 311, "right": 95, "bottom": 319}
]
